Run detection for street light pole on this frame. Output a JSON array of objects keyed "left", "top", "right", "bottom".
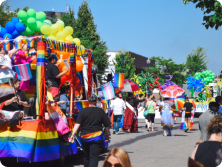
[
  {"left": 146, "top": 58, "right": 151, "bottom": 93},
  {"left": 121, "top": 48, "right": 126, "bottom": 73}
]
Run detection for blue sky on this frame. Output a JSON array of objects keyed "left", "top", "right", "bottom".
[{"left": 9, "top": 0, "right": 222, "bottom": 74}]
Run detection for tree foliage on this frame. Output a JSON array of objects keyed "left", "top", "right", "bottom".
[
  {"left": 185, "top": 46, "right": 208, "bottom": 75},
  {"left": 61, "top": 1, "right": 109, "bottom": 72},
  {"left": 113, "top": 51, "right": 136, "bottom": 79},
  {"left": 147, "top": 56, "right": 186, "bottom": 86},
  {"left": 183, "top": 0, "right": 222, "bottom": 29}
]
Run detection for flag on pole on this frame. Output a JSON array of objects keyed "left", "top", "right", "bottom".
[
  {"left": 14, "top": 63, "right": 32, "bottom": 81},
  {"left": 101, "top": 82, "right": 115, "bottom": 100},
  {"left": 75, "top": 100, "right": 89, "bottom": 111},
  {"left": 113, "top": 73, "right": 124, "bottom": 89}
]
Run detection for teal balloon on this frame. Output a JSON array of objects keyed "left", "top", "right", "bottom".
[
  {"left": 27, "top": 9, "right": 36, "bottom": 18},
  {"left": 17, "top": 10, "right": 28, "bottom": 21},
  {"left": 35, "top": 21, "right": 43, "bottom": 31},
  {"left": 43, "top": 20, "right": 52, "bottom": 26},
  {"left": 36, "top": 12, "right": 46, "bottom": 22},
  {"left": 27, "top": 17, "right": 36, "bottom": 28}
]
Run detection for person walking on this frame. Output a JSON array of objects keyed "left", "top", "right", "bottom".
[
  {"left": 69, "top": 94, "right": 110, "bottom": 167},
  {"left": 183, "top": 97, "right": 193, "bottom": 133},
  {"left": 110, "top": 93, "right": 126, "bottom": 135},
  {"left": 146, "top": 95, "right": 157, "bottom": 131}
]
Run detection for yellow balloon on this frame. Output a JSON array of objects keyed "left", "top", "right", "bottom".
[
  {"left": 51, "top": 24, "right": 58, "bottom": 33},
  {"left": 48, "top": 35, "right": 57, "bottom": 40},
  {"left": 41, "top": 25, "right": 51, "bottom": 34},
  {"left": 58, "top": 40, "right": 64, "bottom": 42},
  {"left": 77, "top": 45, "right": 85, "bottom": 55},
  {"left": 64, "top": 26, "right": 73, "bottom": 35},
  {"left": 65, "top": 35, "right": 73, "bottom": 41},
  {"left": 63, "top": 28, "right": 69, "bottom": 36},
  {"left": 50, "top": 31, "right": 57, "bottom": 36},
  {"left": 56, "top": 31, "right": 66, "bottom": 40},
  {"left": 73, "top": 38, "right": 81, "bottom": 46},
  {"left": 56, "top": 22, "right": 63, "bottom": 31}
]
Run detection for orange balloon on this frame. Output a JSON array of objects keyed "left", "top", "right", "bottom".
[
  {"left": 65, "top": 40, "right": 71, "bottom": 43},
  {"left": 76, "top": 60, "right": 83, "bottom": 72},
  {"left": 60, "top": 51, "right": 70, "bottom": 59},
  {"left": 62, "top": 66, "right": 70, "bottom": 75},
  {"left": 58, "top": 59, "right": 65, "bottom": 71}
]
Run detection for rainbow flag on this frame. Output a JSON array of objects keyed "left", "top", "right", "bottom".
[
  {"left": 81, "top": 131, "right": 103, "bottom": 143},
  {"left": 101, "top": 82, "right": 115, "bottom": 100},
  {"left": 14, "top": 63, "right": 32, "bottom": 81},
  {"left": 75, "top": 100, "right": 89, "bottom": 111},
  {"left": 27, "top": 37, "right": 34, "bottom": 48},
  {"left": 14, "top": 39, "right": 23, "bottom": 49},
  {"left": 3, "top": 40, "right": 10, "bottom": 51},
  {"left": 0, "top": 84, "right": 14, "bottom": 103},
  {"left": 113, "top": 73, "right": 124, "bottom": 89},
  {"left": 0, "top": 119, "right": 77, "bottom": 162},
  {"left": 36, "top": 42, "right": 45, "bottom": 117}
]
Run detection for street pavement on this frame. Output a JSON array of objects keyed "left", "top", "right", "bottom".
[{"left": 1, "top": 117, "right": 200, "bottom": 167}]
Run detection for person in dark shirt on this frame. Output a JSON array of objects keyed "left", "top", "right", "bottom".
[
  {"left": 70, "top": 94, "right": 110, "bottom": 167},
  {"left": 1, "top": 78, "right": 29, "bottom": 127},
  {"left": 45, "top": 54, "right": 68, "bottom": 99},
  {"left": 191, "top": 115, "right": 222, "bottom": 167},
  {"left": 183, "top": 97, "right": 193, "bottom": 133}
]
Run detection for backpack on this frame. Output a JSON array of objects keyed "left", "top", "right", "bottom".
[{"left": 143, "top": 101, "right": 153, "bottom": 117}]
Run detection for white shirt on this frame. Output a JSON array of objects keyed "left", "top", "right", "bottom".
[{"left": 110, "top": 97, "right": 126, "bottom": 115}]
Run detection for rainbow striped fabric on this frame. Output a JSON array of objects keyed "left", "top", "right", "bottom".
[
  {"left": 14, "top": 39, "right": 22, "bottom": 49},
  {"left": 14, "top": 63, "right": 32, "bottom": 81},
  {"left": 101, "top": 82, "right": 115, "bottom": 100},
  {"left": 0, "top": 84, "right": 14, "bottom": 98},
  {"left": 3, "top": 40, "right": 10, "bottom": 50},
  {"left": 75, "top": 100, "right": 89, "bottom": 111},
  {"left": 27, "top": 37, "right": 34, "bottom": 48},
  {"left": 81, "top": 131, "right": 103, "bottom": 143},
  {"left": 0, "top": 119, "right": 77, "bottom": 162},
  {"left": 113, "top": 73, "right": 124, "bottom": 89}
]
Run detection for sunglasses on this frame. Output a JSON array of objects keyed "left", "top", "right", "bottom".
[{"left": 104, "top": 161, "right": 122, "bottom": 167}]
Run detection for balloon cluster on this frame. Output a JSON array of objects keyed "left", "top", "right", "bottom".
[
  {"left": 186, "top": 75, "right": 206, "bottom": 92},
  {"left": 0, "top": 9, "right": 47, "bottom": 39},
  {"left": 161, "top": 75, "right": 177, "bottom": 90},
  {"left": 194, "top": 70, "right": 215, "bottom": 86}
]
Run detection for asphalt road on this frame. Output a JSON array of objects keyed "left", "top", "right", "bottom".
[{"left": 0, "top": 117, "right": 200, "bottom": 167}]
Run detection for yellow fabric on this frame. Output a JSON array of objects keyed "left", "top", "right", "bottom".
[
  {"left": 81, "top": 131, "right": 102, "bottom": 139},
  {"left": 47, "top": 91, "right": 53, "bottom": 101}
]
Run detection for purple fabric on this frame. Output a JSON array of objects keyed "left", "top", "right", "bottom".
[{"left": 161, "top": 75, "right": 177, "bottom": 90}]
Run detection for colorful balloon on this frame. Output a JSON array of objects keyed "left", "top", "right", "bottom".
[
  {"left": 58, "top": 59, "right": 65, "bottom": 71},
  {"left": 57, "top": 20, "right": 65, "bottom": 27},
  {"left": 65, "top": 35, "right": 73, "bottom": 42},
  {"left": 51, "top": 24, "right": 58, "bottom": 32},
  {"left": 62, "top": 66, "right": 70, "bottom": 75},
  {"left": 73, "top": 38, "right": 81, "bottom": 46},
  {"left": 43, "top": 20, "right": 52, "bottom": 26},
  {"left": 0, "top": 28, "right": 8, "bottom": 37},
  {"left": 35, "top": 21, "right": 43, "bottom": 31},
  {"left": 63, "top": 28, "right": 69, "bottom": 36},
  {"left": 12, "top": 30, "right": 20, "bottom": 38},
  {"left": 64, "top": 26, "right": 73, "bottom": 35},
  {"left": 17, "top": 10, "right": 28, "bottom": 21},
  {"left": 48, "top": 35, "right": 57, "bottom": 40},
  {"left": 76, "top": 60, "right": 84, "bottom": 71},
  {"left": 11, "top": 17, "right": 19, "bottom": 23},
  {"left": 36, "top": 12, "right": 46, "bottom": 22},
  {"left": 27, "top": 17, "right": 36, "bottom": 28},
  {"left": 40, "top": 25, "right": 51, "bottom": 34},
  {"left": 5, "top": 21, "right": 15, "bottom": 33},
  {"left": 56, "top": 31, "right": 66, "bottom": 40},
  {"left": 55, "top": 22, "right": 63, "bottom": 31},
  {"left": 15, "top": 22, "right": 25, "bottom": 32},
  {"left": 25, "top": 26, "right": 35, "bottom": 34},
  {"left": 3, "top": 33, "right": 12, "bottom": 39},
  {"left": 27, "top": 9, "right": 36, "bottom": 18}
]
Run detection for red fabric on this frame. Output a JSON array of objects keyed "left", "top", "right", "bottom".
[
  {"left": 48, "top": 87, "right": 59, "bottom": 98},
  {"left": 123, "top": 107, "right": 138, "bottom": 132},
  {"left": 87, "top": 50, "right": 92, "bottom": 98}
]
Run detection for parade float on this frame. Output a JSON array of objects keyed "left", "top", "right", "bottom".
[{"left": 0, "top": 9, "right": 107, "bottom": 165}]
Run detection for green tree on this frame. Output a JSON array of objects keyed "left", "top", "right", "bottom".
[
  {"left": 183, "top": 0, "right": 222, "bottom": 29},
  {"left": 61, "top": 6, "right": 76, "bottom": 31},
  {"left": 185, "top": 46, "right": 208, "bottom": 75},
  {"left": 113, "top": 51, "right": 136, "bottom": 79},
  {"left": 0, "top": 1, "right": 16, "bottom": 27},
  {"left": 148, "top": 56, "right": 186, "bottom": 86},
  {"left": 73, "top": 1, "right": 109, "bottom": 72}
]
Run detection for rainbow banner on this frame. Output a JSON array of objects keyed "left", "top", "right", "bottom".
[
  {"left": 81, "top": 131, "right": 103, "bottom": 143},
  {"left": 14, "top": 63, "right": 32, "bottom": 81},
  {"left": 27, "top": 37, "right": 34, "bottom": 48},
  {"left": 75, "top": 100, "right": 89, "bottom": 111},
  {"left": 14, "top": 39, "right": 23, "bottom": 49},
  {"left": 101, "top": 82, "right": 115, "bottom": 100},
  {"left": 113, "top": 73, "right": 124, "bottom": 89},
  {"left": 0, "top": 84, "right": 14, "bottom": 103},
  {"left": 0, "top": 119, "right": 77, "bottom": 162},
  {"left": 36, "top": 42, "right": 45, "bottom": 118},
  {"left": 3, "top": 40, "right": 10, "bottom": 51}
]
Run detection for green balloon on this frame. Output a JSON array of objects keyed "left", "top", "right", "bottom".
[
  {"left": 36, "top": 12, "right": 46, "bottom": 22},
  {"left": 27, "top": 17, "right": 36, "bottom": 28},
  {"left": 25, "top": 26, "right": 35, "bottom": 34},
  {"left": 17, "top": 10, "right": 28, "bottom": 21},
  {"left": 27, "top": 9, "right": 36, "bottom": 18},
  {"left": 43, "top": 20, "right": 52, "bottom": 26},
  {"left": 35, "top": 21, "right": 43, "bottom": 31}
]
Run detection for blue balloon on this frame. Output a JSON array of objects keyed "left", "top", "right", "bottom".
[
  {"left": 0, "top": 27, "right": 8, "bottom": 37},
  {"left": 3, "top": 33, "right": 12, "bottom": 39},
  {"left": 11, "top": 17, "right": 19, "bottom": 23},
  {"left": 15, "top": 22, "right": 25, "bottom": 32},
  {"left": 5, "top": 21, "right": 15, "bottom": 33},
  {"left": 12, "top": 30, "right": 20, "bottom": 38}
]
